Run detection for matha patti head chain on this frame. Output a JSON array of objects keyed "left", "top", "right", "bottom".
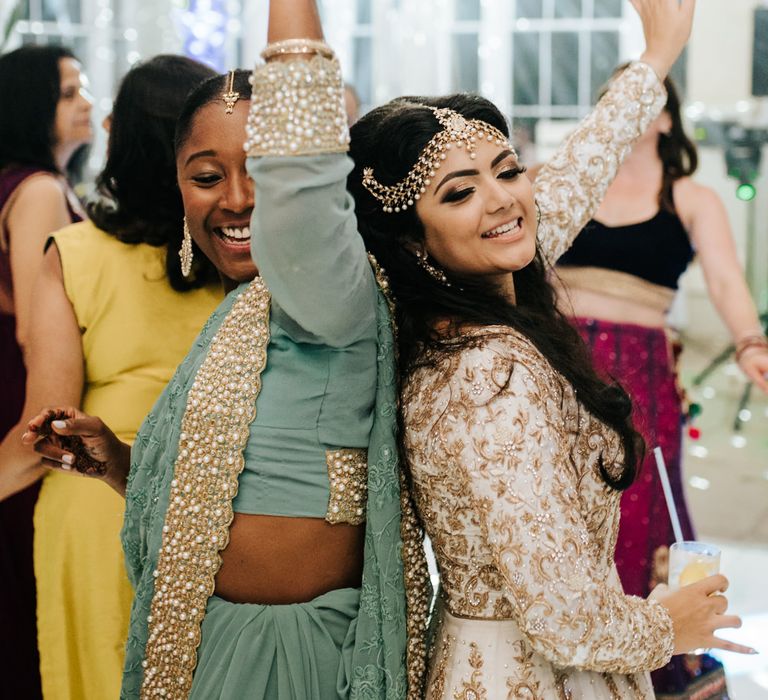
[
  {"left": 362, "top": 106, "right": 513, "bottom": 214},
  {"left": 222, "top": 70, "right": 240, "bottom": 114}
]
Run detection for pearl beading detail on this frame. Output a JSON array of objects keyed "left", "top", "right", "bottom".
[
  {"left": 368, "top": 255, "right": 431, "bottom": 699},
  {"left": 361, "top": 107, "right": 513, "bottom": 214},
  {"left": 244, "top": 54, "right": 349, "bottom": 157},
  {"left": 325, "top": 448, "right": 368, "bottom": 525},
  {"left": 140, "top": 278, "right": 271, "bottom": 699}
]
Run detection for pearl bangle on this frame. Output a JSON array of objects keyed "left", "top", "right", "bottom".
[
  {"left": 260, "top": 38, "right": 335, "bottom": 62},
  {"left": 245, "top": 54, "right": 349, "bottom": 157}
]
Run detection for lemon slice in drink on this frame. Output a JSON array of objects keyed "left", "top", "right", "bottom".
[{"left": 679, "top": 561, "right": 714, "bottom": 587}]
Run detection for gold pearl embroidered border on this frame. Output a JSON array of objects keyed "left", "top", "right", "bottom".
[
  {"left": 400, "top": 466, "right": 431, "bottom": 700},
  {"left": 368, "top": 253, "right": 432, "bottom": 700},
  {"left": 140, "top": 278, "right": 271, "bottom": 699},
  {"left": 325, "top": 448, "right": 368, "bottom": 525}
]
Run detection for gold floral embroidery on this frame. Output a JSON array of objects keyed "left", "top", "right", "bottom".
[
  {"left": 454, "top": 642, "right": 487, "bottom": 700},
  {"left": 554, "top": 671, "right": 572, "bottom": 700},
  {"left": 400, "top": 465, "right": 432, "bottom": 700},
  {"left": 625, "top": 674, "right": 647, "bottom": 698},
  {"left": 603, "top": 673, "right": 622, "bottom": 700},
  {"left": 140, "top": 279, "right": 270, "bottom": 699},
  {"left": 325, "top": 448, "right": 368, "bottom": 524},
  {"left": 506, "top": 640, "right": 542, "bottom": 699},
  {"left": 428, "top": 633, "right": 453, "bottom": 700}
]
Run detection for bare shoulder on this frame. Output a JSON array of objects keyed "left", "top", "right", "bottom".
[
  {"left": 12, "top": 173, "right": 68, "bottom": 207},
  {"left": 673, "top": 177, "right": 724, "bottom": 219}
]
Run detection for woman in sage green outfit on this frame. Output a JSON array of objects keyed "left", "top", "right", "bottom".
[{"left": 22, "top": 3, "right": 430, "bottom": 699}]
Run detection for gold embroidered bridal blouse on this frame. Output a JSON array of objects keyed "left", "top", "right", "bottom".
[{"left": 402, "top": 62, "right": 676, "bottom": 700}]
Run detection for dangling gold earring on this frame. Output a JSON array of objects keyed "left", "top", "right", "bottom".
[
  {"left": 535, "top": 199, "right": 542, "bottom": 229},
  {"left": 180, "top": 216, "right": 193, "bottom": 278},
  {"left": 414, "top": 248, "right": 450, "bottom": 287}
]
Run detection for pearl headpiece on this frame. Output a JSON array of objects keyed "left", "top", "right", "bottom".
[{"left": 361, "top": 106, "right": 512, "bottom": 214}]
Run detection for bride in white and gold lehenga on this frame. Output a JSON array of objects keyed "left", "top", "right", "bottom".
[{"left": 344, "top": 0, "right": 755, "bottom": 697}]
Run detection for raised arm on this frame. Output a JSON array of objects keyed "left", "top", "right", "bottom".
[
  {"left": 246, "top": 0, "right": 376, "bottom": 347},
  {"left": 535, "top": 0, "right": 695, "bottom": 264}
]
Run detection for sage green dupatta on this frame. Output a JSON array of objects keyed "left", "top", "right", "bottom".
[{"left": 120, "top": 277, "right": 429, "bottom": 700}]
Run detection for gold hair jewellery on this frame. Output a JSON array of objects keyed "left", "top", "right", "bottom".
[
  {"left": 222, "top": 70, "right": 240, "bottom": 114},
  {"left": 260, "top": 38, "right": 335, "bottom": 62},
  {"left": 362, "top": 106, "right": 512, "bottom": 213}
]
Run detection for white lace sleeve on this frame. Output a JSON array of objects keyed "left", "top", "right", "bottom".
[
  {"left": 440, "top": 338, "right": 675, "bottom": 673},
  {"left": 534, "top": 61, "right": 666, "bottom": 264}
]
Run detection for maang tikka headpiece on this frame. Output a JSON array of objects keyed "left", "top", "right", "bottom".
[
  {"left": 222, "top": 70, "right": 240, "bottom": 114},
  {"left": 362, "top": 106, "right": 513, "bottom": 214}
]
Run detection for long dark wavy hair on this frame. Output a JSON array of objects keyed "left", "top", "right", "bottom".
[
  {"left": 609, "top": 64, "right": 698, "bottom": 214},
  {"left": 0, "top": 45, "right": 77, "bottom": 174},
  {"left": 87, "top": 55, "right": 217, "bottom": 292},
  {"left": 348, "top": 94, "right": 643, "bottom": 490},
  {"left": 658, "top": 74, "right": 698, "bottom": 213}
]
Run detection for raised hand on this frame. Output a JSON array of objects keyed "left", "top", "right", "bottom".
[
  {"left": 633, "top": 0, "right": 696, "bottom": 79},
  {"left": 21, "top": 406, "right": 131, "bottom": 496}
]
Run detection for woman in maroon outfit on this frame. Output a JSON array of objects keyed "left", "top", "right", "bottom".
[
  {"left": 550, "top": 72, "right": 768, "bottom": 699},
  {"left": 0, "top": 45, "right": 92, "bottom": 698}
]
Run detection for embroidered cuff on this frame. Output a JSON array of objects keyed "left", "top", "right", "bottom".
[{"left": 245, "top": 54, "right": 349, "bottom": 157}]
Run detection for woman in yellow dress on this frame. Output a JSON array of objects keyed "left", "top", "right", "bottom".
[{"left": 0, "top": 55, "right": 221, "bottom": 699}]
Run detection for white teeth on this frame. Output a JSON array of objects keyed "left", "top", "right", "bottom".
[
  {"left": 482, "top": 219, "right": 521, "bottom": 239},
  {"left": 220, "top": 227, "right": 250, "bottom": 240}
]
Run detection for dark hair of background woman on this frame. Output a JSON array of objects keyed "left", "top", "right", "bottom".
[
  {"left": 87, "top": 55, "right": 218, "bottom": 291},
  {"left": 174, "top": 69, "right": 253, "bottom": 152},
  {"left": 349, "top": 94, "right": 644, "bottom": 490},
  {"left": 0, "top": 45, "right": 76, "bottom": 174},
  {"left": 609, "top": 63, "right": 698, "bottom": 214}
]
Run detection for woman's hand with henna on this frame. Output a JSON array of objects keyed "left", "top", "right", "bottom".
[
  {"left": 652, "top": 574, "right": 757, "bottom": 656},
  {"left": 21, "top": 407, "right": 131, "bottom": 496}
]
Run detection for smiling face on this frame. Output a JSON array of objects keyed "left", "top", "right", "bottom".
[
  {"left": 176, "top": 100, "right": 256, "bottom": 287},
  {"left": 414, "top": 139, "right": 537, "bottom": 287},
  {"left": 53, "top": 57, "right": 93, "bottom": 154}
]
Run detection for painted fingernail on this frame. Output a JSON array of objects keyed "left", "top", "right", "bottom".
[
  {"left": 60, "top": 462, "right": 71, "bottom": 471},
  {"left": 748, "top": 648, "right": 759, "bottom": 655},
  {"left": 52, "top": 420, "right": 67, "bottom": 429},
  {"left": 62, "top": 454, "right": 74, "bottom": 465}
]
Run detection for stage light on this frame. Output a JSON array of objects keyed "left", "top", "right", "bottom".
[{"left": 736, "top": 183, "right": 756, "bottom": 201}]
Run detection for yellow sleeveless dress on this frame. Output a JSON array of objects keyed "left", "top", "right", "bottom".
[{"left": 33, "top": 221, "right": 222, "bottom": 700}]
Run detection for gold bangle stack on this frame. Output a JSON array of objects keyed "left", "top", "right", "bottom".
[
  {"left": 735, "top": 333, "right": 768, "bottom": 362},
  {"left": 260, "top": 38, "right": 335, "bottom": 62}
]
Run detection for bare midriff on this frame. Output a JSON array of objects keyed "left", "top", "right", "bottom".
[
  {"left": 562, "top": 287, "right": 667, "bottom": 328},
  {"left": 214, "top": 513, "right": 365, "bottom": 604}
]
